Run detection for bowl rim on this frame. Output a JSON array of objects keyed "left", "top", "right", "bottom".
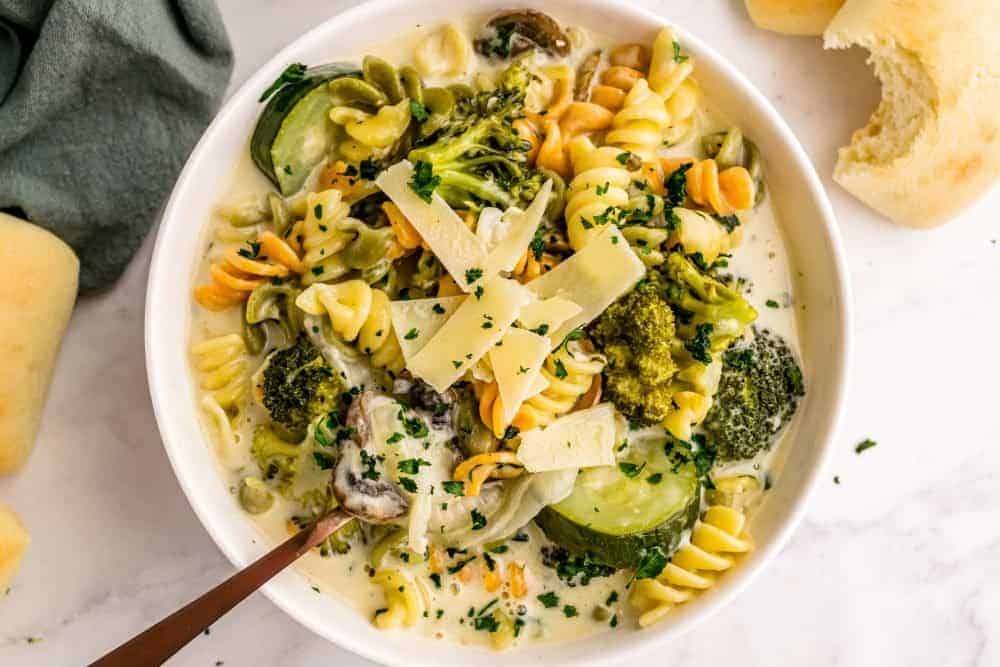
[{"left": 145, "top": 1, "right": 853, "bottom": 664}]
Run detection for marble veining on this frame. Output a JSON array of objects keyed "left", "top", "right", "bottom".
[{"left": 1, "top": 1, "right": 999, "bottom": 665}]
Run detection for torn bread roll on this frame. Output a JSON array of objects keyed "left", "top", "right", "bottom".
[
  {"left": 0, "top": 503, "right": 29, "bottom": 590},
  {"left": 744, "top": 0, "right": 845, "bottom": 36},
  {"left": 0, "top": 213, "right": 79, "bottom": 474},
  {"left": 825, "top": 0, "right": 1000, "bottom": 228}
]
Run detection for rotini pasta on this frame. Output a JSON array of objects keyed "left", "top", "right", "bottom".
[
  {"left": 630, "top": 505, "right": 752, "bottom": 627},
  {"left": 294, "top": 189, "right": 397, "bottom": 286},
  {"left": 565, "top": 136, "right": 632, "bottom": 249},
  {"left": 606, "top": 78, "right": 671, "bottom": 160},
  {"left": 330, "top": 98, "right": 412, "bottom": 162},
  {"left": 682, "top": 158, "right": 756, "bottom": 215},
  {"left": 296, "top": 281, "right": 405, "bottom": 373},
  {"left": 191, "top": 334, "right": 249, "bottom": 410},
  {"left": 513, "top": 340, "right": 605, "bottom": 431},
  {"left": 648, "top": 27, "right": 699, "bottom": 145},
  {"left": 451, "top": 450, "right": 524, "bottom": 496},
  {"left": 194, "top": 232, "right": 303, "bottom": 311},
  {"left": 371, "top": 568, "right": 425, "bottom": 628}
]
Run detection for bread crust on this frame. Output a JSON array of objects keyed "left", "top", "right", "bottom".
[
  {"left": 825, "top": 0, "right": 1000, "bottom": 228},
  {"left": 0, "top": 213, "right": 79, "bottom": 474},
  {"left": 745, "top": 0, "right": 845, "bottom": 36}
]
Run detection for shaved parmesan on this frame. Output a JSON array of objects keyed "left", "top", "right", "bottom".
[
  {"left": 407, "top": 278, "right": 532, "bottom": 392},
  {"left": 376, "top": 161, "right": 487, "bottom": 291},
  {"left": 527, "top": 225, "right": 645, "bottom": 343},
  {"left": 489, "top": 328, "right": 551, "bottom": 425},
  {"left": 482, "top": 180, "right": 552, "bottom": 277},
  {"left": 516, "top": 403, "right": 620, "bottom": 472},
  {"left": 517, "top": 296, "right": 582, "bottom": 346},
  {"left": 389, "top": 296, "right": 465, "bottom": 363}
]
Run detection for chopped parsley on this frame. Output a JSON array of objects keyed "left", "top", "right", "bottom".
[
  {"left": 646, "top": 472, "right": 663, "bottom": 485},
  {"left": 536, "top": 591, "right": 560, "bottom": 608},
  {"left": 409, "top": 99, "right": 430, "bottom": 122},
  {"left": 397, "top": 458, "right": 431, "bottom": 474},
  {"left": 398, "top": 476, "right": 418, "bottom": 492},
  {"left": 386, "top": 432, "right": 404, "bottom": 444},
  {"left": 408, "top": 160, "right": 440, "bottom": 203},
  {"left": 633, "top": 546, "right": 668, "bottom": 580},
  {"left": 855, "top": 438, "right": 877, "bottom": 454},
  {"left": 618, "top": 461, "right": 646, "bottom": 478},
  {"left": 616, "top": 151, "right": 632, "bottom": 165},
  {"left": 404, "top": 328, "right": 419, "bottom": 340},
  {"left": 313, "top": 204, "right": 323, "bottom": 219},
  {"left": 684, "top": 322, "right": 714, "bottom": 364},
  {"left": 465, "top": 267, "right": 484, "bottom": 283},
  {"left": 447, "top": 556, "right": 476, "bottom": 574},
  {"left": 429, "top": 573, "right": 442, "bottom": 588},
  {"left": 474, "top": 284, "right": 485, "bottom": 300},
  {"left": 312, "top": 451, "right": 334, "bottom": 470},
  {"left": 672, "top": 40, "right": 689, "bottom": 64},
  {"left": 432, "top": 303, "right": 446, "bottom": 314},
  {"left": 470, "top": 509, "right": 487, "bottom": 530},
  {"left": 358, "top": 158, "right": 378, "bottom": 180},
  {"left": 562, "top": 605, "right": 578, "bottom": 618},
  {"left": 359, "top": 450, "right": 381, "bottom": 481},
  {"left": 765, "top": 299, "right": 780, "bottom": 309},
  {"left": 442, "top": 480, "right": 465, "bottom": 495},
  {"left": 553, "top": 359, "right": 568, "bottom": 379},
  {"left": 401, "top": 412, "right": 429, "bottom": 438}
]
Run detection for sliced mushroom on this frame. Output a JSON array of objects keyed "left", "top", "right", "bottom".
[
  {"left": 475, "top": 10, "right": 571, "bottom": 59},
  {"left": 331, "top": 390, "right": 409, "bottom": 523}
]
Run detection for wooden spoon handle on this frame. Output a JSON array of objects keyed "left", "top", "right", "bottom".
[{"left": 90, "top": 510, "right": 351, "bottom": 667}]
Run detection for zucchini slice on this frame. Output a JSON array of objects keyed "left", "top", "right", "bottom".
[
  {"left": 250, "top": 63, "right": 360, "bottom": 195},
  {"left": 536, "top": 438, "right": 700, "bottom": 568}
]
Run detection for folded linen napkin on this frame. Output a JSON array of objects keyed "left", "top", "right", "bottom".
[{"left": 0, "top": 0, "right": 233, "bottom": 292}]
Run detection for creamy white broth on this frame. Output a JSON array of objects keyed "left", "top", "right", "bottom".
[{"left": 189, "top": 15, "right": 804, "bottom": 649}]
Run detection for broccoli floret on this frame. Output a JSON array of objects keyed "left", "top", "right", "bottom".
[
  {"left": 590, "top": 274, "right": 678, "bottom": 424},
  {"left": 661, "top": 252, "right": 757, "bottom": 362},
  {"left": 702, "top": 328, "right": 805, "bottom": 461},
  {"left": 258, "top": 335, "right": 345, "bottom": 440},
  {"left": 406, "top": 62, "right": 541, "bottom": 210}
]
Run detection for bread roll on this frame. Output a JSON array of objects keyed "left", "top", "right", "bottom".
[
  {"left": 744, "top": 0, "right": 845, "bottom": 36},
  {"left": 824, "top": 0, "right": 1000, "bottom": 228},
  {"left": 0, "top": 213, "right": 79, "bottom": 474},
  {"left": 0, "top": 503, "right": 29, "bottom": 590}
]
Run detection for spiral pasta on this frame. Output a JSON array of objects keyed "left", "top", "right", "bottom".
[
  {"left": 514, "top": 340, "right": 605, "bottom": 431},
  {"left": 621, "top": 226, "right": 669, "bottom": 267},
  {"left": 682, "top": 159, "right": 756, "bottom": 215},
  {"left": 293, "top": 189, "right": 397, "bottom": 286},
  {"left": 606, "top": 78, "right": 670, "bottom": 160},
  {"left": 414, "top": 23, "right": 472, "bottom": 77},
  {"left": 510, "top": 247, "right": 560, "bottom": 283},
  {"left": 296, "top": 281, "right": 405, "bottom": 373},
  {"left": 645, "top": 28, "right": 699, "bottom": 146},
  {"left": 565, "top": 136, "right": 632, "bottom": 249},
  {"left": 371, "top": 568, "right": 424, "bottom": 629},
  {"left": 451, "top": 450, "right": 524, "bottom": 497},
  {"left": 194, "top": 232, "right": 304, "bottom": 311},
  {"left": 191, "top": 334, "right": 249, "bottom": 411},
  {"left": 630, "top": 505, "right": 752, "bottom": 627},
  {"left": 662, "top": 390, "right": 713, "bottom": 442}
]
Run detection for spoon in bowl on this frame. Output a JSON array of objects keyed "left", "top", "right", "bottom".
[{"left": 91, "top": 391, "right": 412, "bottom": 666}]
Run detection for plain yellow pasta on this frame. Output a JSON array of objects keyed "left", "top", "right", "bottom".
[
  {"left": 296, "top": 190, "right": 356, "bottom": 285},
  {"left": 565, "top": 136, "right": 632, "bottom": 249},
  {"left": 662, "top": 390, "right": 713, "bottom": 441},
  {"left": 621, "top": 225, "right": 669, "bottom": 267},
  {"left": 514, "top": 340, "right": 605, "bottom": 431},
  {"left": 371, "top": 568, "right": 424, "bottom": 628},
  {"left": 630, "top": 505, "right": 752, "bottom": 627},
  {"left": 606, "top": 78, "right": 670, "bottom": 160},
  {"left": 191, "top": 334, "right": 249, "bottom": 410},
  {"left": 296, "top": 281, "right": 404, "bottom": 373},
  {"left": 648, "top": 27, "right": 699, "bottom": 145}
]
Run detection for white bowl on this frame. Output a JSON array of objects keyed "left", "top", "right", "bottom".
[{"left": 146, "top": 1, "right": 852, "bottom": 664}]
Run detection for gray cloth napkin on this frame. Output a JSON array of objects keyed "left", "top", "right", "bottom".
[{"left": 0, "top": 0, "right": 233, "bottom": 293}]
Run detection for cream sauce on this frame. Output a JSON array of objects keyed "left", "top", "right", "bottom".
[{"left": 189, "top": 14, "right": 804, "bottom": 649}]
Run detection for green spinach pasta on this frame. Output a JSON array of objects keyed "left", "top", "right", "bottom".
[{"left": 188, "top": 10, "right": 805, "bottom": 650}]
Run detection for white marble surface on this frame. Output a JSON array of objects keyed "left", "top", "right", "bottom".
[{"left": 2, "top": 1, "right": 999, "bottom": 665}]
